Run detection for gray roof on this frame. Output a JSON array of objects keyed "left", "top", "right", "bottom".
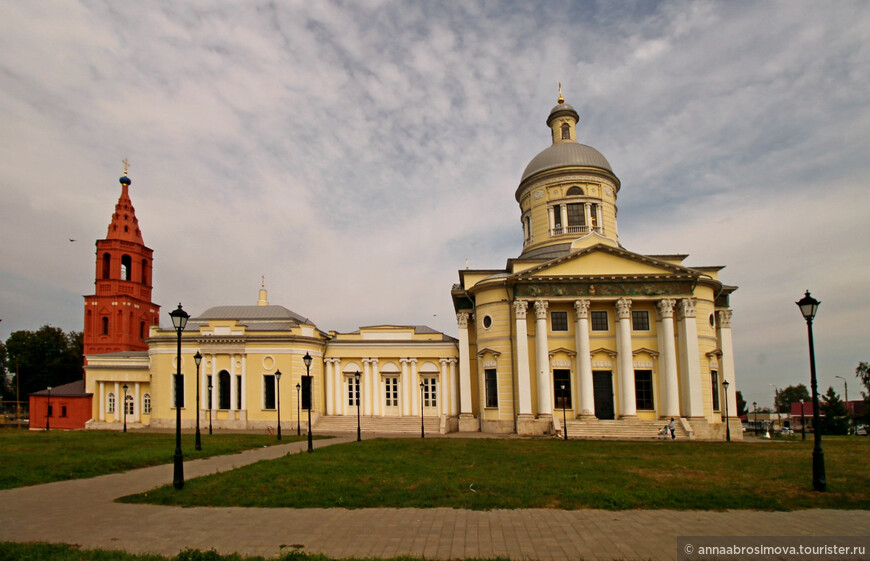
[
  {"left": 31, "top": 379, "right": 90, "bottom": 397},
  {"left": 193, "top": 305, "right": 311, "bottom": 325},
  {"left": 521, "top": 142, "right": 613, "bottom": 182},
  {"left": 517, "top": 242, "right": 573, "bottom": 260},
  {"left": 84, "top": 350, "right": 149, "bottom": 359}
]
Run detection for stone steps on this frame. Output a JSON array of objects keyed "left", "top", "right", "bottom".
[
  {"left": 561, "top": 418, "right": 690, "bottom": 440},
  {"left": 314, "top": 415, "right": 441, "bottom": 434}
]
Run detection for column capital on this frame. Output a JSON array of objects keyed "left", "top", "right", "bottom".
[
  {"left": 439, "top": 357, "right": 458, "bottom": 365},
  {"left": 574, "top": 299, "right": 590, "bottom": 319},
  {"left": 657, "top": 298, "right": 676, "bottom": 319},
  {"left": 534, "top": 299, "right": 549, "bottom": 319},
  {"left": 615, "top": 297, "right": 632, "bottom": 319},
  {"left": 678, "top": 298, "right": 697, "bottom": 319},
  {"left": 513, "top": 299, "right": 529, "bottom": 319},
  {"left": 456, "top": 311, "right": 471, "bottom": 329},
  {"left": 717, "top": 309, "right": 732, "bottom": 328}
]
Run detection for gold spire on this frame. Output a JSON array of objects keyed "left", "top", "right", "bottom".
[
  {"left": 557, "top": 82, "right": 564, "bottom": 104},
  {"left": 122, "top": 158, "right": 130, "bottom": 176},
  {"left": 261, "top": 275, "right": 265, "bottom": 288}
]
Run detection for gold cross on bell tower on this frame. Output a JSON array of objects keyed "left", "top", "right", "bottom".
[
  {"left": 122, "top": 158, "right": 130, "bottom": 176},
  {"left": 557, "top": 82, "right": 564, "bottom": 104}
]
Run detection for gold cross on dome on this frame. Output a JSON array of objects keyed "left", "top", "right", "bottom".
[
  {"left": 122, "top": 158, "right": 130, "bottom": 176},
  {"left": 558, "top": 82, "right": 564, "bottom": 104}
]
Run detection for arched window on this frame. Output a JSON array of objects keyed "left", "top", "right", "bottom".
[
  {"left": 561, "top": 123, "right": 570, "bottom": 140},
  {"left": 107, "top": 392, "right": 115, "bottom": 414},
  {"left": 121, "top": 255, "right": 132, "bottom": 281},
  {"left": 143, "top": 393, "right": 151, "bottom": 414},
  {"left": 219, "top": 370, "right": 231, "bottom": 410},
  {"left": 125, "top": 394, "right": 134, "bottom": 415},
  {"left": 566, "top": 186, "right": 583, "bottom": 196},
  {"left": 102, "top": 253, "right": 111, "bottom": 279},
  {"left": 102, "top": 317, "right": 109, "bottom": 335}
]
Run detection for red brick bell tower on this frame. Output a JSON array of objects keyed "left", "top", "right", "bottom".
[{"left": 83, "top": 166, "right": 160, "bottom": 355}]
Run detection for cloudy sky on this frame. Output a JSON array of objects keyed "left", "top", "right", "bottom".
[{"left": 2, "top": 1, "right": 868, "bottom": 408}]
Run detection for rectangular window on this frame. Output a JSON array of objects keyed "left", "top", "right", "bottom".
[
  {"left": 591, "top": 311, "right": 608, "bottom": 331},
  {"left": 348, "top": 377, "right": 360, "bottom": 407},
  {"left": 631, "top": 310, "right": 650, "bottom": 331},
  {"left": 385, "top": 377, "right": 399, "bottom": 407},
  {"left": 590, "top": 203, "right": 599, "bottom": 228},
  {"left": 551, "top": 311, "right": 568, "bottom": 332},
  {"left": 553, "top": 205, "right": 562, "bottom": 229},
  {"left": 174, "top": 374, "right": 185, "bottom": 408},
  {"left": 485, "top": 369, "right": 498, "bottom": 408},
  {"left": 61, "top": 405, "right": 68, "bottom": 417},
  {"left": 711, "top": 370, "right": 720, "bottom": 411},
  {"left": 236, "top": 377, "right": 242, "bottom": 410},
  {"left": 635, "top": 370, "right": 654, "bottom": 410},
  {"left": 47, "top": 405, "right": 53, "bottom": 417},
  {"left": 263, "top": 374, "right": 276, "bottom": 410},
  {"left": 566, "top": 203, "right": 585, "bottom": 226},
  {"left": 423, "top": 378, "right": 437, "bottom": 407}
]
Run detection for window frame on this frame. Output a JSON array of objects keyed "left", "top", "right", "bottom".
[
  {"left": 634, "top": 370, "right": 654, "bottom": 411},
  {"left": 263, "top": 374, "right": 276, "bottom": 410},
  {"left": 631, "top": 310, "right": 651, "bottom": 331},
  {"left": 551, "top": 311, "right": 569, "bottom": 332},
  {"left": 711, "top": 370, "right": 720, "bottom": 411},
  {"left": 484, "top": 369, "right": 498, "bottom": 408},
  {"left": 590, "top": 311, "right": 609, "bottom": 331}
]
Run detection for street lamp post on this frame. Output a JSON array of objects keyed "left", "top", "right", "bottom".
[
  {"left": 801, "top": 401, "right": 806, "bottom": 441},
  {"left": 420, "top": 381, "right": 425, "bottom": 439},
  {"left": 275, "top": 369, "right": 282, "bottom": 440},
  {"left": 303, "top": 352, "right": 313, "bottom": 452},
  {"left": 169, "top": 303, "right": 189, "bottom": 490},
  {"left": 722, "top": 380, "right": 731, "bottom": 442},
  {"left": 207, "top": 381, "right": 213, "bottom": 435},
  {"left": 122, "top": 384, "right": 128, "bottom": 433},
  {"left": 296, "top": 383, "right": 301, "bottom": 435},
  {"left": 753, "top": 401, "right": 758, "bottom": 436},
  {"left": 835, "top": 375, "right": 850, "bottom": 434},
  {"left": 45, "top": 386, "right": 52, "bottom": 431},
  {"left": 797, "top": 290, "right": 826, "bottom": 492},
  {"left": 560, "top": 383, "right": 568, "bottom": 440},
  {"left": 355, "top": 371, "right": 361, "bottom": 442},
  {"left": 194, "top": 351, "right": 202, "bottom": 450}
]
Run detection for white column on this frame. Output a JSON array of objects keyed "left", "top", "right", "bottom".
[
  {"left": 334, "top": 360, "right": 342, "bottom": 416},
  {"left": 410, "top": 359, "right": 419, "bottom": 416},
  {"left": 114, "top": 382, "right": 120, "bottom": 420},
  {"left": 677, "top": 298, "right": 704, "bottom": 418},
  {"left": 534, "top": 300, "right": 552, "bottom": 417},
  {"left": 574, "top": 300, "right": 595, "bottom": 418},
  {"left": 718, "top": 309, "right": 737, "bottom": 421},
  {"left": 230, "top": 355, "right": 238, "bottom": 413},
  {"left": 615, "top": 297, "right": 637, "bottom": 418},
  {"left": 211, "top": 357, "right": 217, "bottom": 411},
  {"left": 241, "top": 355, "right": 247, "bottom": 413},
  {"left": 547, "top": 206, "right": 555, "bottom": 235},
  {"left": 657, "top": 299, "right": 680, "bottom": 418},
  {"left": 200, "top": 359, "right": 207, "bottom": 419},
  {"left": 560, "top": 205, "right": 568, "bottom": 232},
  {"left": 325, "top": 360, "right": 334, "bottom": 415},
  {"left": 371, "top": 359, "right": 380, "bottom": 416},
  {"left": 401, "top": 359, "right": 411, "bottom": 416},
  {"left": 362, "top": 359, "right": 372, "bottom": 416},
  {"left": 440, "top": 358, "right": 450, "bottom": 417},
  {"left": 99, "top": 381, "right": 105, "bottom": 421},
  {"left": 134, "top": 382, "right": 140, "bottom": 422},
  {"left": 514, "top": 300, "right": 533, "bottom": 416},
  {"left": 341, "top": 372, "right": 348, "bottom": 417},
  {"left": 449, "top": 359, "right": 458, "bottom": 416},
  {"left": 584, "top": 203, "right": 591, "bottom": 231},
  {"left": 457, "top": 312, "right": 473, "bottom": 417}
]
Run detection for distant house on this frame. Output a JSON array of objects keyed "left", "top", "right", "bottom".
[
  {"left": 29, "top": 380, "right": 92, "bottom": 430},
  {"left": 790, "top": 400, "right": 865, "bottom": 432}
]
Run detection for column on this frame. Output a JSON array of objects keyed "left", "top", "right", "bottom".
[
  {"left": 114, "top": 382, "right": 120, "bottom": 420},
  {"left": 230, "top": 355, "right": 238, "bottom": 413},
  {"left": 99, "top": 382, "right": 105, "bottom": 421},
  {"left": 574, "top": 300, "right": 595, "bottom": 418},
  {"left": 200, "top": 358, "right": 208, "bottom": 421},
  {"left": 134, "top": 382, "right": 140, "bottom": 422},
  {"left": 371, "top": 359, "right": 380, "bottom": 416},
  {"left": 334, "top": 360, "right": 343, "bottom": 416},
  {"left": 717, "top": 309, "right": 737, "bottom": 422},
  {"left": 584, "top": 203, "right": 591, "bottom": 232},
  {"left": 534, "top": 301, "right": 552, "bottom": 417},
  {"left": 677, "top": 298, "right": 704, "bottom": 418},
  {"left": 514, "top": 300, "right": 533, "bottom": 416},
  {"left": 657, "top": 299, "right": 680, "bottom": 418},
  {"left": 211, "top": 357, "right": 217, "bottom": 411},
  {"left": 560, "top": 205, "right": 568, "bottom": 232},
  {"left": 449, "top": 359, "right": 458, "bottom": 416},
  {"left": 615, "top": 297, "right": 637, "bottom": 418},
  {"left": 457, "top": 312, "right": 474, "bottom": 419},
  {"left": 547, "top": 206, "right": 555, "bottom": 235},
  {"left": 241, "top": 355, "right": 247, "bottom": 415},
  {"left": 400, "top": 359, "right": 411, "bottom": 416},
  {"left": 363, "top": 359, "right": 372, "bottom": 416},
  {"left": 410, "top": 359, "right": 419, "bottom": 416},
  {"left": 440, "top": 359, "right": 450, "bottom": 417},
  {"left": 325, "top": 360, "right": 334, "bottom": 415}
]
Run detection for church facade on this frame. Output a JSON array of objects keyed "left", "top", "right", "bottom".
[{"left": 84, "top": 95, "right": 740, "bottom": 439}]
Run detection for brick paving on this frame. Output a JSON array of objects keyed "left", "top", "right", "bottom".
[{"left": 0, "top": 435, "right": 866, "bottom": 560}]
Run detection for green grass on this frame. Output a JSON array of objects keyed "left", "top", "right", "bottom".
[
  {"left": 0, "top": 430, "right": 308, "bottom": 490},
  {"left": 120, "top": 437, "right": 870, "bottom": 511},
  {"left": 0, "top": 544, "right": 507, "bottom": 561}
]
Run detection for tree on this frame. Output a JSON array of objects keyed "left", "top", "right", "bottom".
[
  {"left": 0, "top": 341, "right": 9, "bottom": 400},
  {"left": 774, "top": 384, "right": 810, "bottom": 413},
  {"left": 819, "top": 386, "right": 850, "bottom": 435},
  {"left": 4, "top": 326, "right": 83, "bottom": 397},
  {"left": 857, "top": 362, "right": 870, "bottom": 424},
  {"left": 735, "top": 390, "right": 748, "bottom": 418}
]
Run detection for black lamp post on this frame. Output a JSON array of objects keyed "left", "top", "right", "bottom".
[
  {"left": 801, "top": 401, "right": 806, "bottom": 441},
  {"left": 303, "top": 352, "right": 313, "bottom": 452},
  {"left": 753, "top": 401, "right": 758, "bottom": 436},
  {"left": 169, "top": 303, "right": 189, "bottom": 490},
  {"left": 355, "top": 371, "right": 361, "bottom": 441},
  {"left": 296, "top": 383, "right": 301, "bottom": 435},
  {"left": 194, "top": 351, "right": 202, "bottom": 450},
  {"left": 797, "top": 290, "right": 825, "bottom": 492},
  {"left": 45, "top": 386, "right": 52, "bottom": 431},
  {"left": 275, "top": 369, "right": 282, "bottom": 440},
  {"left": 122, "top": 384, "right": 129, "bottom": 433},
  {"left": 560, "top": 383, "right": 568, "bottom": 440},
  {"left": 420, "top": 380, "right": 425, "bottom": 438},
  {"left": 722, "top": 380, "right": 731, "bottom": 442},
  {"left": 207, "top": 381, "right": 213, "bottom": 435}
]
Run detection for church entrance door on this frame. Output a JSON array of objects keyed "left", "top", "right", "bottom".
[
  {"left": 553, "top": 369, "right": 571, "bottom": 410},
  {"left": 592, "top": 371, "right": 614, "bottom": 420},
  {"left": 383, "top": 377, "right": 400, "bottom": 416}
]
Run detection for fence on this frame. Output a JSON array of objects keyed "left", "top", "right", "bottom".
[{"left": 0, "top": 401, "right": 29, "bottom": 427}]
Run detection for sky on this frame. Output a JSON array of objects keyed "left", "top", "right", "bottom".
[{"left": 1, "top": 1, "right": 868, "bottom": 409}]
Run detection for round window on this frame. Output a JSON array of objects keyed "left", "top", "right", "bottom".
[
  {"left": 709, "top": 313, "right": 715, "bottom": 327},
  {"left": 482, "top": 315, "right": 493, "bottom": 329}
]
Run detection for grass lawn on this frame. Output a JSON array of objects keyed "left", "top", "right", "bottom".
[
  {"left": 121, "top": 437, "right": 870, "bottom": 511},
  {"left": 0, "top": 429, "right": 308, "bottom": 490}
]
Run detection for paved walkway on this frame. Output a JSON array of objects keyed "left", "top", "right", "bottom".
[{"left": 0, "top": 436, "right": 866, "bottom": 560}]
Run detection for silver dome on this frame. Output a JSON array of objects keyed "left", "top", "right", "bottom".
[{"left": 521, "top": 142, "right": 613, "bottom": 182}]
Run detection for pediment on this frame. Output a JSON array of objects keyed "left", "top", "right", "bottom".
[{"left": 514, "top": 244, "right": 699, "bottom": 280}]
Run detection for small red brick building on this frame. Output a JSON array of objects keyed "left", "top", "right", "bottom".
[{"left": 29, "top": 380, "right": 92, "bottom": 431}]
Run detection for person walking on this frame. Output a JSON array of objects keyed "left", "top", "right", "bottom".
[{"left": 668, "top": 417, "right": 676, "bottom": 440}]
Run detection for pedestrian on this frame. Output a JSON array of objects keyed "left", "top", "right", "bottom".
[{"left": 669, "top": 417, "right": 676, "bottom": 440}]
